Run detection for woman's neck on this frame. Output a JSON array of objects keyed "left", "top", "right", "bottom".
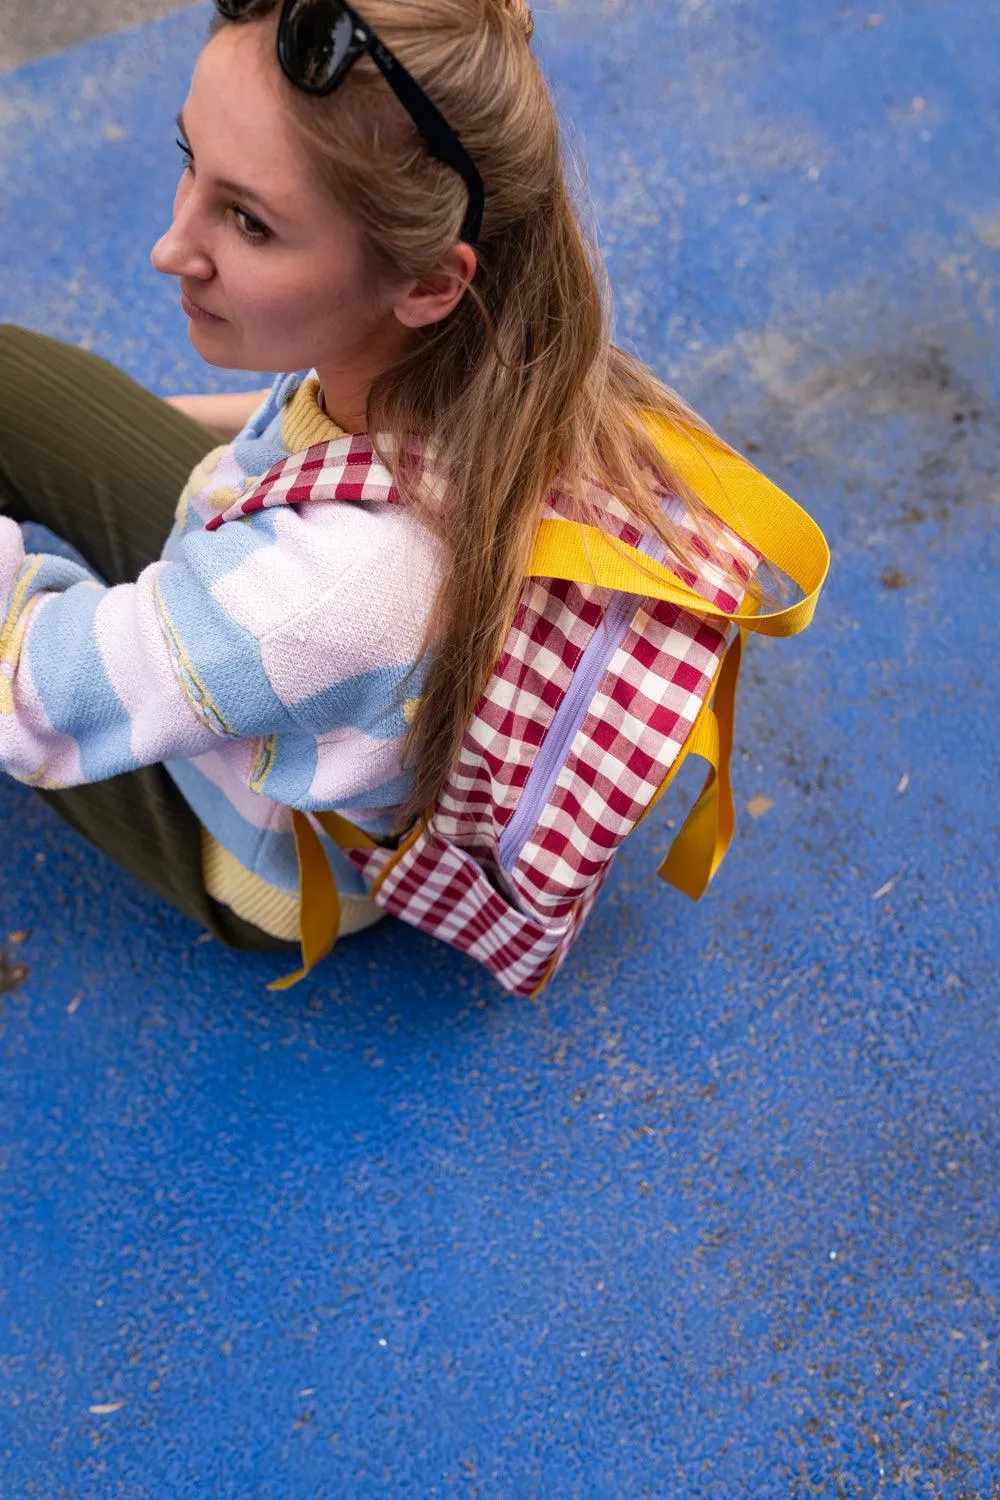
[
  {"left": 315, "top": 377, "right": 367, "bottom": 435},
  {"left": 314, "top": 319, "right": 412, "bottom": 435}
]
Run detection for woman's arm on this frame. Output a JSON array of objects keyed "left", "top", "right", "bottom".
[
  {"left": 163, "top": 389, "right": 272, "bottom": 442},
  {"left": 0, "top": 511, "right": 297, "bottom": 788}
]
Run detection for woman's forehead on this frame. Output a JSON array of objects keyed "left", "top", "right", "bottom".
[{"left": 186, "top": 24, "right": 322, "bottom": 223}]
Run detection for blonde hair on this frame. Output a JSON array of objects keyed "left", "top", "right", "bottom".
[{"left": 211, "top": 0, "right": 747, "bottom": 837}]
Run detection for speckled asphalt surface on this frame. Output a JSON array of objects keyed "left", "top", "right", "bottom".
[
  {"left": 0, "top": 1, "right": 997, "bottom": 1494},
  {"left": 0, "top": 0, "right": 193, "bottom": 72}
]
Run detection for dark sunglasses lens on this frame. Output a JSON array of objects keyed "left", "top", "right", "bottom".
[{"left": 281, "top": 0, "right": 357, "bottom": 91}]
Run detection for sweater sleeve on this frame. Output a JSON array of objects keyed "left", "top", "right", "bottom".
[{"left": 0, "top": 514, "right": 292, "bottom": 789}]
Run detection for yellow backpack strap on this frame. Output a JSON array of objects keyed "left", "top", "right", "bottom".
[
  {"left": 524, "top": 415, "right": 828, "bottom": 899},
  {"left": 655, "top": 628, "right": 742, "bottom": 900},
  {"left": 638, "top": 410, "right": 829, "bottom": 631},
  {"left": 267, "top": 809, "right": 380, "bottom": 992},
  {"left": 526, "top": 414, "right": 829, "bottom": 638}
]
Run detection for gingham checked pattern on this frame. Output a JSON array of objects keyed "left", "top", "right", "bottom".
[
  {"left": 205, "top": 433, "right": 439, "bottom": 532},
  {"left": 431, "top": 573, "right": 606, "bottom": 859},
  {"left": 430, "top": 482, "right": 643, "bottom": 859},
  {"left": 374, "top": 828, "right": 563, "bottom": 994},
  {"left": 212, "top": 440, "right": 755, "bottom": 998},
  {"left": 508, "top": 606, "right": 726, "bottom": 916},
  {"left": 509, "top": 515, "right": 757, "bottom": 918}
]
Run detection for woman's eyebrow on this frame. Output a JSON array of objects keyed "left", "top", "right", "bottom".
[{"left": 175, "top": 109, "right": 282, "bottom": 221}]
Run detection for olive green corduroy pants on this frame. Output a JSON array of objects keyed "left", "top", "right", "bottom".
[{"left": 0, "top": 323, "right": 291, "bottom": 952}]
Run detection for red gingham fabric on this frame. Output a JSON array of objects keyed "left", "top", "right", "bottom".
[{"left": 211, "top": 435, "right": 756, "bottom": 997}]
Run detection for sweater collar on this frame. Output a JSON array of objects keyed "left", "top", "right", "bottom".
[
  {"left": 280, "top": 375, "right": 346, "bottom": 453},
  {"left": 206, "top": 432, "right": 404, "bottom": 532}
]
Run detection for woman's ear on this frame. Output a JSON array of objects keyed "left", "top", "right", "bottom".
[{"left": 393, "top": 243, "right": 478, "bottom": 329}]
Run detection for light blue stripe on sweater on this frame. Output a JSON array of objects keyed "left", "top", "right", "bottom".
[
  {"left": 291, "top": 657, "right": 430, "bottom": 740},
  {"left": 245, "top": 730, "right": 317, "bottom": 806},
  {"left": 154, "top": 557, "right": 299, "bottom": 738},
  {"left": 174, "top": 498, "right": 284, "bottom": 565},
  {"left": 240, "top": 372, "right": 303, "bottom": 440},
  {"left": 164, "top": 757, "right": 300, "bottom": 893},
  {"left": 18, "top": 548, "right": 101, "bottom": 594},
  {"left": 19, "top": 523, "right": 100, "bottom": 579},
  {"left": 230, "top": 436, "right": 291, "bottom": 477},
  {"left": 164, "top": 757, "right": 372, "bottom": 900},
  {"left": 25, "top": 584, "right": 137, "bottom": 782},
  {"left": 330, "top": 767, "right": 417, "bottom": 813},
  {"left": 247, "top": 728, "right": 415, "bottom": 819},
  {"left": 315, "top": 835, "right": 378, "bottom": 900}
]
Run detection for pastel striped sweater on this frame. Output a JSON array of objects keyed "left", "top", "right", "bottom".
[{"left": 0, "top": 370, "right": 445, "bottom": 930}]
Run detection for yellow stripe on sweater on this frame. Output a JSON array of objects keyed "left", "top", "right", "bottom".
[
  {"left": 202, "top": 831, "right": 385, "bottom": 942},
  {"left": 154, "top": 581, "right": 235, "bottom": 737},
  {"left": 203, "top": 831, "right": 301, "bottom": 940},
  {"left": 281, "top": 377, "right": 346, "bottom": 452}
]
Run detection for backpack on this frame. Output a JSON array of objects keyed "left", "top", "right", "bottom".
[{"left": 208, "top": 411, "right": 829, "bottom": 997}]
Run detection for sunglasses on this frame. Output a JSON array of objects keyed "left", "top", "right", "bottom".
[{"left": 215, "top": 0, "right": 485, "bottom": 245}]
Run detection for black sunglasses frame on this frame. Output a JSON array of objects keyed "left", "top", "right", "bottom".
[{"left": 216, "top": 0, "right": 485, "bottom": 245}]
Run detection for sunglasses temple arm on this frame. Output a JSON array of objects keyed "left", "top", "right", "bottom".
[{"left": 365, "top": 42, "right": 484, "bottom": 243}]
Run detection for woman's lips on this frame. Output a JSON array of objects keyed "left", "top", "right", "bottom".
[{"left": 181, "top": 289, "right": 225, "bottom": 323}]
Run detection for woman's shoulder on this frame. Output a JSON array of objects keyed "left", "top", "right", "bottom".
[{"left": 173, "top": 463, "right": 445, "bottom": 649}]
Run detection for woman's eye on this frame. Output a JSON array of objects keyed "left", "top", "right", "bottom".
[
  {"left": 172, "top": 133, "right": 269, "bottom": 244},
  {"left": 232, "top": 206, "right": 271, "bottom": 244}
]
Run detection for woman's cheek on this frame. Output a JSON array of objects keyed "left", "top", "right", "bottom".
[
  {"left": 231, "top": 274, "right": 283, "bottom": 334},
  {"left": 249, "top": 270, "right": 318, "bottom": 340}
]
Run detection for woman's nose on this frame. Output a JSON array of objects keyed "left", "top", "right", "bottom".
[{"left": 150, "top": 192, "right": 214, "bottom": 281}]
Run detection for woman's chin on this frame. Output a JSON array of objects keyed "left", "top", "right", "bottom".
[{"left": 187, "top": 321, "right": 240, "bottom": 367}]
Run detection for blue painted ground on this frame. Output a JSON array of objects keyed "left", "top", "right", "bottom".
[{"left": 1, "top": 1, "right": 997, "bottom": 1494}]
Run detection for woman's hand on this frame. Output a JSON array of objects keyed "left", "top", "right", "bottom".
[{"left": 163, "top": 389, "right": 271, "bottom": 443}]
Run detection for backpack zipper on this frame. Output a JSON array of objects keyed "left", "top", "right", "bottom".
[{"left": 497, "top": 533, "right": 668, "bottom": 874}]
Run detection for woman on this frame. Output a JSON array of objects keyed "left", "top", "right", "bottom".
[{"left": 0, "top": 0, "right": 742, "bottom": 963}]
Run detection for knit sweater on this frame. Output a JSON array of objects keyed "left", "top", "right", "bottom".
[{"left": 0, "top": 370, "right": 445, "bottom": 930}]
